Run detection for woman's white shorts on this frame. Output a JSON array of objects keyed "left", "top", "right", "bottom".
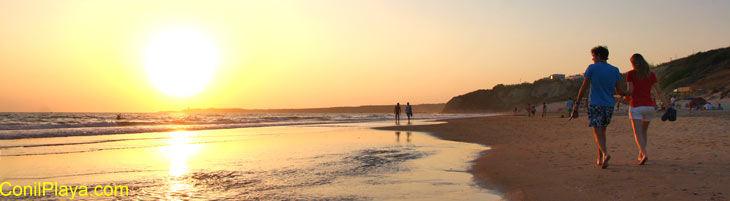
[{"left": 629, "top": 106, "right": 656, "bottom": 121}]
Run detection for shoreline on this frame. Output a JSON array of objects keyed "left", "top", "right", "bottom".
[
  {"left": 375, "top": 112, "right": 730, "bottom": 200},
  {"left": 1, "top": 120, "right": 499, "bottom": 200}
]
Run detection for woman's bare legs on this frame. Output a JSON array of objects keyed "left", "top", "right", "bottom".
[
  {"left": 640, "top": 121, "right": 650, "bottom": 164},
  {"left": 631, "top": 119, "right": 645, "bottom": 159},
  {"left": 631, "top": 119, "right": 650, "bottom": 164}
]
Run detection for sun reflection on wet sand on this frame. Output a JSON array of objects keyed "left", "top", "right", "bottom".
[
  {"left": 159, "top": 131, "right": 200, "bottom": 177},
  {"left": 156, "top": 131, "right": 202, "bottom": 200}
]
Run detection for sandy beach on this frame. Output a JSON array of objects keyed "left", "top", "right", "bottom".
[{"left": 377, "top": 111, "right": 730, "bottom": 200}]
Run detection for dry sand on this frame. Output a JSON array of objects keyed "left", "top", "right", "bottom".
[{"left": 377, "top": 111, "right": 730, "bottom": 201}]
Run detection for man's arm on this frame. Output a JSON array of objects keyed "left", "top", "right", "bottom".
[
  {"left": 571, "top": 78, "right": 590, "bottom": 119},
  {"left": 616, "top": 81, "right": 628, "bottom": 97}
]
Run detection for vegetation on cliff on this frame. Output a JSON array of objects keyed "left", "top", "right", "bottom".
[
  {"left": 444, "top": 46, "right": 730, "bottom": 113},
  {"left": 443, "top": 79, "right": 583, "bottom": 113}
]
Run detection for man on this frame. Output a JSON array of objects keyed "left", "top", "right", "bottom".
[
  {"left": 405, "top": 102, "right": 413, "bottom": 122},
  {"left": 394, "top": 103, "right": 401, "bottom": 123},
  {"left": 571, "top": 46, "right": 626, "bottom": 169}
]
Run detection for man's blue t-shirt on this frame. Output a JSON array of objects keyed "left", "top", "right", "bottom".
[{"left": 584, "top": 62, "right": 622, "bottom": 107}]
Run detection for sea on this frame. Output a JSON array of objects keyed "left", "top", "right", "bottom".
[{"left": 0, "top": 112, "right": 482, "bottom": 140}]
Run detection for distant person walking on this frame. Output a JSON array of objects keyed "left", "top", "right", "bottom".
[
  {"left": 571, "top": 46, "right": 626, "bottom": 169},
  {"left": 531, "top": 105, "right": 536, "bottom": 117},
  {"left": 566, "top": 98, "right": 574, "bottom": 117},
  {"left": 526, "top": 104, "right": 532, "bottom": 117},
  {"left": 394, "top": 103, "right": 402, "bottom": 123},
  {"left": 405, "top": 102, "right": 413, "bottom": 122},
  {"left": 541, "top": 102, "right": 547, "bottom": 117},
  {"left": 624, "top": 53, "right": 670, "bottom": 165}
]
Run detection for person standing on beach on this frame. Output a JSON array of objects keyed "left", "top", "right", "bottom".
[
  {"left": 531, "top": 105, "right": 536, "bottom": 117},
  {"left": 394, "top": 103, "right": 402, "bottom": 123},
  {"left": 405, "top": 102, "right": 413, "bottom": 123},
  {"left": 541, "top": 102, "right": 547, "bottom": 117},
  {"left": 624, "top": 53, "right": 670, "bottom": 165},
  {"left": 526, "top": 104, "right": 532, "bottom": 117},
  {"left": 566, "top": 98, "right": 574, "bottom": 117},
  {"left": 571, "top": 46, "right": 626, "bottom": 169}
]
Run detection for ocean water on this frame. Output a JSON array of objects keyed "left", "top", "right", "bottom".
[
  {"left": 0, "top": 121, "right": 500, "bottom": 200},
  {"left": 0, "top": 112, "right": 483, "bottom": 139}
]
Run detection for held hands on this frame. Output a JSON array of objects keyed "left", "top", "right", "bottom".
[{"left": 620, "top": 95, "right": 631, "bottom": 104}]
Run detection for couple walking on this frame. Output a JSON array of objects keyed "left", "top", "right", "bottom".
[
  {"left": 571, "top": 46, "right": 670, "bottom": 169},
  {"left": 394, "top": 102, "right": 413, "bottom": 123}
]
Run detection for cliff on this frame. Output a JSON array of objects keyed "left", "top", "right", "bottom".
[
  {"left": 443, "top": 79, "right": 583, "bottom": 113},
  {"left": 443, "top": 45, "right": 730, "bottom": 113}
]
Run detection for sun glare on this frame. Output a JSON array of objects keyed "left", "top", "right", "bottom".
[{"left": 144, "top": 27, "right": 219, "bottom": 97}]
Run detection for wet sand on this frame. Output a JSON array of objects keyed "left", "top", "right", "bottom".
[
  {"left": 0, "top": 121, "right": 498, "bottom": 200},
  {"left": 377, "top": 111, "right": 730, "bottom": 200}
]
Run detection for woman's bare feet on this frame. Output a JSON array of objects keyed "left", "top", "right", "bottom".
[{"left": 601, "top": 155, "right": 611, "bottom": 169}]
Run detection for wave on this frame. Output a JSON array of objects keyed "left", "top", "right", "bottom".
[
  {"left": 0, "top": 113, "right": 491, "bottom": 140},
  {"left": 0, "top": 113, "right": 388, "bottom": 130},
  {"left": 0, "top": 121, "right": 363, "bottom": 140},
  {"left": 1, "top": 138, "right": 249, "bottom": 157}
]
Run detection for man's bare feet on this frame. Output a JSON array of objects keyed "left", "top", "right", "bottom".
[{"left": 638, "top": 156, "right": 648, "bottom": 165}]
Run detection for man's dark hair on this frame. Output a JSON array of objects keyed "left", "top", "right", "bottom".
[{"left": 591, "top": 46, "right": 609, "bottom": 60}]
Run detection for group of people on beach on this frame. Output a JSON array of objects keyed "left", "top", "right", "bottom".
[
  {"left": 394, "top": 102, "right": 413, "bottom": 123},
  {"left": 571, "top": 46, "right": 671, "bottom": 169},
  {"left": 519, "top": 103, "right": 547, "bottom": 117}
]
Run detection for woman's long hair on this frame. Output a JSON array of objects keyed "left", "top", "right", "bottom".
[{"left": 630, "top": 53, "right": 651, "bottom": 79}]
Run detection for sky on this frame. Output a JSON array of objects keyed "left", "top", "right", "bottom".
[{"left": 1, "top": 0, "right": 729, "bottom": 112}]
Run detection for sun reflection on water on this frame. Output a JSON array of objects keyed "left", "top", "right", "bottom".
[{"left": 159, "top": 131, "right": 201, "bottom": 177}]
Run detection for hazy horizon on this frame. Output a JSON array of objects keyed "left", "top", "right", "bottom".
[{"left": 2, "top": 0, "right": 730, "bottom": 112}]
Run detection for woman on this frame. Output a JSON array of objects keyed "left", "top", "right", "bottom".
[{"left": 624, "top": 53, "right": 670, "bottom": 165}]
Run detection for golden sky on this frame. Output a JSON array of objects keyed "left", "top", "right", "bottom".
[{"left": 1, "top": 0, "right": 729, "bottom": 112}]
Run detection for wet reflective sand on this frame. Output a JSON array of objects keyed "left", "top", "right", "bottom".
[{"left": 1, "top": 121, "right": 499, "bottom": 200}]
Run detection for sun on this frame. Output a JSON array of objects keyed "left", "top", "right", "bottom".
[{"left": 144, "top": 27, "right": 219, "bottom": 97}]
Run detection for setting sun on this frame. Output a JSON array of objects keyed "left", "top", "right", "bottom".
[{"left": 143, "top": 27, "right": 219, "bottom": 97}]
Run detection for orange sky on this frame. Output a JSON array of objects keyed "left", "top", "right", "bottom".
[{"left": 1, "top": 1, "right": 729, "bottom": 112}]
